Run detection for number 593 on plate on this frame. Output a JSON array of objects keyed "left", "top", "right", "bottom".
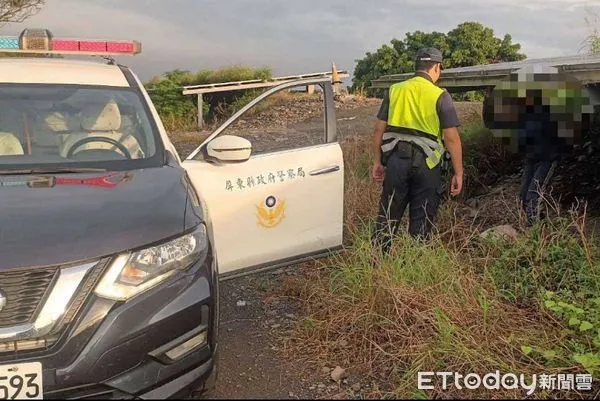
[{"left": 0, "top": 362, "right": 42, "bottom": 400}]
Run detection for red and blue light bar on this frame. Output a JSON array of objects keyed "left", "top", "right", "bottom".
[{"left": 0, "top": 29, "right": 141, "bottom": 55}]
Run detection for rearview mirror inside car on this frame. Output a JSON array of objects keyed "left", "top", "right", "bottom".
[{"left": 206, "top": 135, "right": 252, "bottom": 163}]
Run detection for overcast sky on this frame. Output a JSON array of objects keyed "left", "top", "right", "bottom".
[{"left": 3, "top": 0, "right": 600, "bottom": 83}]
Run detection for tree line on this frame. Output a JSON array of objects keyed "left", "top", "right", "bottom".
[{"left": 350, "top": 21, "right": 526, "bottom": 99}]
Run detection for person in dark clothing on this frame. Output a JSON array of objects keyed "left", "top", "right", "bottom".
[
  {"left": 518, "top": 89, "right": 561, "bottom": 225},
  {"left": 484, "top": 67, "right": 595, "bottom": 226},
  {"left": 371, "top": 48, "right": 464, "bottom": 253},
  {"left": 482, "top": 86, "right": 495, "bottom": 129}
]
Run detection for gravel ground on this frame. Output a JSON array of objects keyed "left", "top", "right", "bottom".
[
  {"left": 170, "top": 95, "right": 383, "bottom": 159},
  {"left": 192, "top": 267, "right": 368, "bottom": 400}
]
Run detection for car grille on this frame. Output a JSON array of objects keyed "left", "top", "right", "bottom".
[
  {"left": 0, "top": 259, "right": 110, "bottom": 355},
  {"left": 0, "top": 266, "right": 59, "bottom": 327}
]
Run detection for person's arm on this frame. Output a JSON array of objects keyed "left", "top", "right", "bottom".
[
  {"left": 372, "top": 119, "right": 386, "bottom": 164},
  {"left": 372, "top": 90, "right": 390, "bottom": 181},
  {"left": 437, "top": 92, "right": 464, "bottom": 196},
  {"left": 443, "top": 126, "right": 463, "bottom": 176}
]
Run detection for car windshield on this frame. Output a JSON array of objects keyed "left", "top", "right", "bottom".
[{"left": 0, "top": 84, "right": 164, "bottom": 171}]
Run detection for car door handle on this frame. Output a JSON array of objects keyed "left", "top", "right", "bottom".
[{"left": 309, "top": 165, "right": 340, "bottom": 176}]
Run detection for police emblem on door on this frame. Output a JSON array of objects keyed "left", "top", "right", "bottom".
[{"left": 256, "top": 195, "right": 286, "bottom": 228}]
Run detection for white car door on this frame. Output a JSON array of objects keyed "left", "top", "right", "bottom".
[{"left": 182, "top": 77, "right": 344, "bottom": 279}]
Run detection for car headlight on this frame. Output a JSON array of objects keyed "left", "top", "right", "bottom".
[{"left": 94, "top": 224, "right": 208, "bottom": 301}]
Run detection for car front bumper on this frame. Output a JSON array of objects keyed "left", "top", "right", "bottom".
[{"left": 0, "top": 249, "right": 218, "bottom": 400}]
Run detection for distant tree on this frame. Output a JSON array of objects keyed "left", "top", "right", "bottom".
[
  {"left": 351, "top": 44, "right": 402, "bottom": 96},
  {"left": 0, "top": 0, "right": 44, "bottom": 25},
  {"left": 351, "top": 21, "right": 526, "bottom": 97},
  {"left": 0, "top": 0, "right": 48, "bottom": 58},
  {"left": 582, "top": 7, "right": 600, "bottom": 54},
  {"left": 446, "top": 22, "right": 526, "bottom": 66}
]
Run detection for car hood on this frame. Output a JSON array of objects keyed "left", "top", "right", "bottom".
[{"left": 0, "top": 166, "right": 194, "bottom": 270}]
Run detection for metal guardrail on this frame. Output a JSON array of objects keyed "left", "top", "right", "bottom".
[
  {"left": 182, "top": 70, "right": 349, "bottom": 95},
  {"left": 182, "top": 67, "right": 349, "bottom": 129},
  {"left": 371, "top": 57, "right": 600, "bottom": 90}
]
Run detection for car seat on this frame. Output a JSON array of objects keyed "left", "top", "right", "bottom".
[
  {"left": 59, "top": 99, "right": 144, "bottom": 159},
  {"left": 0, "top": 132, "right": 24, "bottom": 156}
]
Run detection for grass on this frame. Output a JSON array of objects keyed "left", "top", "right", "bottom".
[{"left": 280, "top": 121, "right": 600, "bottom": 399}]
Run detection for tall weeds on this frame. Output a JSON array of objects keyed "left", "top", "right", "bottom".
[{"left": 282, "top": 125, "right": 599, "bottom": 399}]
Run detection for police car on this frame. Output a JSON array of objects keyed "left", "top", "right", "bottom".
[{"left": 0, "top": 29, "right": 345, "bottom": 399}]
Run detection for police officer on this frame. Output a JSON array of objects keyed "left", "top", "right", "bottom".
[{"left": 371, "top": 47, "right": 464, "bottom": 252}]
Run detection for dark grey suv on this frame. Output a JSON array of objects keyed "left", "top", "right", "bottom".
[{"left": 0, "top": 29, "right": 345, "bottom": 399}]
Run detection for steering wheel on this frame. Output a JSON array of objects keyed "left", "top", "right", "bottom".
[{"left": 66, "top": 136, "right": 133, "bottom": 159}]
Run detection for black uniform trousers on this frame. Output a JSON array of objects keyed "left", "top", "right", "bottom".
[
  {"left": 520, "top": 157, "right": 558, "bottom": 226},
  {"left": 372, "top": 142, "right": 443, "bottom": 254}
]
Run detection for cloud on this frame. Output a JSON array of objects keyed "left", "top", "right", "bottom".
[{"left": 1, "top": 0, "right": 599, "bottom": 83}]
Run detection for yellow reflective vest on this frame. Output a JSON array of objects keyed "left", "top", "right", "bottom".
[{"left": 381, "top": 75, "right": 446, "bottom": 169}]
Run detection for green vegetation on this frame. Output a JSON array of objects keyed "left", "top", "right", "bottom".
[
  {"left": 283, "top": 122, "right": 600, "bottom": 399},
  {"left": 484, "top": 217, "right": 600, "bottom": 305},
  {"left": 351, "top": 21, "right": 526, "bottom": 100},
  {"left": 584, "top": 8, "right": 600, "bottom": 54},
  {"left": 144, "top": 66, "right": 273, "bottom": 131},
  {"left": 532, "top": 291, "right": 600, "bottom": 376}
]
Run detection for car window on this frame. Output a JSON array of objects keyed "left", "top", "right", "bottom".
[
  {"left": 209, "top": 84, "right": 327, "bottom": 157},
  {"left": 0, "top": 84, "right": 164, "bottom": 170}
]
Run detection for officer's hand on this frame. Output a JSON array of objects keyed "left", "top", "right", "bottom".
[
  {"left": 450, "top": 174, "right": 463, "bottom": 197},
  {"left": 372, "top": 163, "right": 385, "bottom": 182}
]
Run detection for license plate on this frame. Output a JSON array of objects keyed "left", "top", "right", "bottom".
[{"left": 0, "top": 362, "right": 42, "bottom": 400}]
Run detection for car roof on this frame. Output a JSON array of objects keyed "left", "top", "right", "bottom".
[{"left": 0, "top": 57, "right": 130, "bottom": 87}]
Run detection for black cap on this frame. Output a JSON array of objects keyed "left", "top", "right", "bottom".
[{"left": 416, "top": 47, "right": 443, "bottom": 63}]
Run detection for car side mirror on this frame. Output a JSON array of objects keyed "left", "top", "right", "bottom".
[{"left": 205, "top": 135, "right": 252, "bottom": 163}]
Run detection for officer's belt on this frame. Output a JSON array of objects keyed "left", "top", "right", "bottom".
[{"left": 381, "top": 131, "right": 444, "bottom": 163}]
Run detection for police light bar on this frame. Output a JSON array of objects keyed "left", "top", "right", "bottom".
[{"left": 0, "top": 29, "right": 141, "bottom": 56}]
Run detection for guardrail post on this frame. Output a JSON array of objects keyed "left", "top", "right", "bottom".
[
  {"left": 197, "top": 93, "right": 204, "bottom": 130},
  {"left": 332, "top": 63, "right": 342, "bottom": 95}
]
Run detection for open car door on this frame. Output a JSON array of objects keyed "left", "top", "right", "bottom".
[{"left": 182, "top": 77, "right": 344, "bottom": 279}]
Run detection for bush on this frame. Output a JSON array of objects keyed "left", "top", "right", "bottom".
[
  {"left": 145, "top": 66, "right": 273, "bottom": 131},
  {"left": 533, "top": 291, "right": 600, "bottom": 376},
  {"left": 482, "top": 216, "right": 600, "bottom": 305}
]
